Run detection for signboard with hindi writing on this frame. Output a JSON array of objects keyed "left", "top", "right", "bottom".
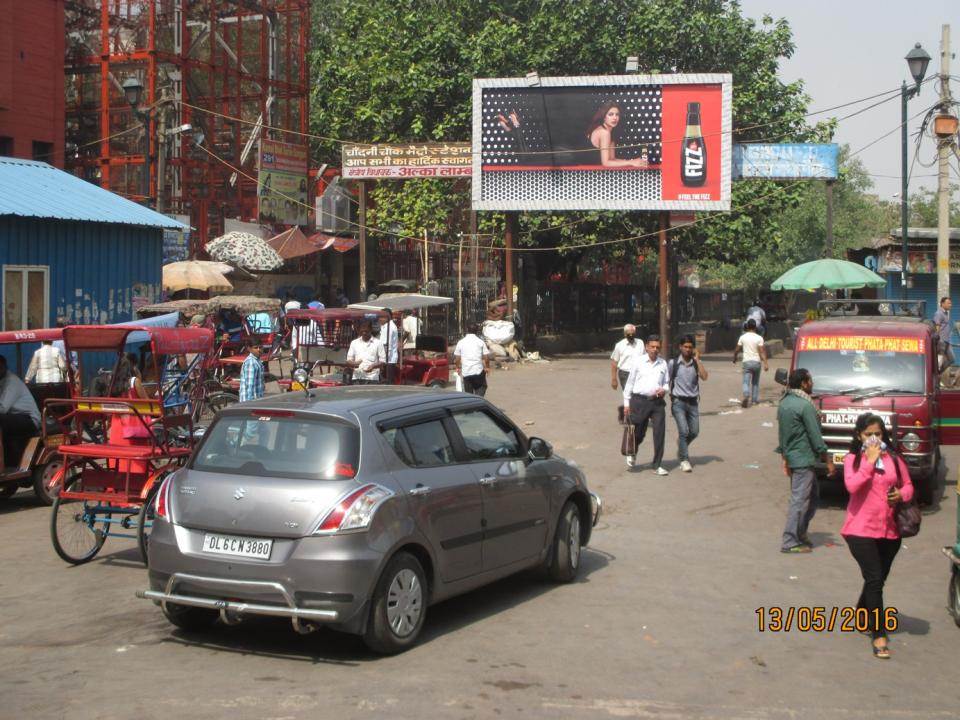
[
  {"left": 341, "top": 143, "right": 472, "bottom": 179},
  {"left": 733, "top": 143, "right": 839, "bottom": 180},
  {"left": 259, "top": 139, "right": 309, "bottom": 225}
]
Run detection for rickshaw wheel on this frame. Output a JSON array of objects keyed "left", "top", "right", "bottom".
[
  {"left": 950, "top": 566, "right": 960, "bottom": 628},
  {"left": 206, "top": 392, "right": 238, "bottom": 417},
  {"left": 137, "top": 478, "right": 167, "bottom": 566},
  {"left": 50, "top": 478, "right": 110, "bottom": 565},
  {"left": 32, "top": 459, "right": 64, "bottom": 506}
]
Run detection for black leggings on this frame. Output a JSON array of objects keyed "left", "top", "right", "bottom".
[{"left": 845, "top": 535, "right": 901, "bottom": 639}]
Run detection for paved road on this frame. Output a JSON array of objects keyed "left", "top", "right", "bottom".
[{"left": 2, "top": 354, "right": 958, "bottom": 719}]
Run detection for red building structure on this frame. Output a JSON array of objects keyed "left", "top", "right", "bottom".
[
  {"left": 0, "top": 0, "right": 66, "bottom": 166},
  {"left": 64, "top": 0, "right": 310, "bottom": 246}
]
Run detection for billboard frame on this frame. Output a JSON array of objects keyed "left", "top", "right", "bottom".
[{"left": 471, "top": 73, "right": 732, "bottom": 212}]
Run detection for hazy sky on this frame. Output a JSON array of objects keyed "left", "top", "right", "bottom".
[{"left": 737, "top": 0, "right": 958, "bottom": 200}]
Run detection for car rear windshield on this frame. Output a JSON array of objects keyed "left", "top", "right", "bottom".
[
  {"left": 192, "top": 414, "right": 359, "bottom": 480},
  {"left": 794, "top": 349, "right": 925, "bottom": 395}
]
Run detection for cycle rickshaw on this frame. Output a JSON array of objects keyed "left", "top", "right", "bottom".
[{"left": 45, "top": 324, "right": 214, "bottom": 565}]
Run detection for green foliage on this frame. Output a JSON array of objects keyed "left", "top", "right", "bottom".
[
  {"left": 308, "top": 0, "right": 852, "bottom": 283},
  {"left": 908, "top": 183, "right": 960, "bottom": 228}
]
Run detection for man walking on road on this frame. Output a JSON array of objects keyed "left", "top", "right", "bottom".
[
  {"left": 668, "top": 334, "right": 708, "bottom": 472},
  {"left": 455, "top": 323, "right": 491, "bottom": 396},
  {"left": 622, "top": 335, "right": 669, "bottom": 475},
  {"left": 776, "top": 368, "right": 834, "bottom": 554},
  {"left": 933, "top": 297, "right": 953, "bottom": 372},
  {"left": 610, "top": 324, "right": 645, "bottom": 390},
  {"left": 734, "top": 319, "right": 767, "bottom": 408}
]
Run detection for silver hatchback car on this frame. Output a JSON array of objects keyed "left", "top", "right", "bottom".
[{"left": 138, "top": 386, "right": 600, "bottom": 654}]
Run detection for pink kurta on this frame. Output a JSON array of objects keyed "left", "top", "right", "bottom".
[{"left": 841, "top": 452, "right": 914, "bottom": 539}]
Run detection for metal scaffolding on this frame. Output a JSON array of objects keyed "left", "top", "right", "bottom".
[{"left": 65, "top": 0, "right": 310, "bottom": 247}]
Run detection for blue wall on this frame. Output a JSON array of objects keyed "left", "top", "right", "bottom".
[
  {"left": 886, "top": 273, "right": 960, "bottom": 346},
  {"left": 0, "top": 216, "right": 162, "bottom": 326}
]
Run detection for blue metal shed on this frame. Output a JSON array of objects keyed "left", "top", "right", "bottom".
[{"left": 0, "top": 158, "right": 184, "bottom": 330}]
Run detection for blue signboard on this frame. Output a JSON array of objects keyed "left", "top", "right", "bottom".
[{"left": 733, "top": 143, "right": 839, "bottom": 180}]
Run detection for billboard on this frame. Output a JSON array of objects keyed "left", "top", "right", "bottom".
[
  {"left": 472, "top": 73, "right": 732, "bottom": 211},
  {"left": 342, "top": 143, "right": 471, "bottom": 179},
  {"left": 258, "top": 139, "right": 308, "bottom": 225},
  {"left": 733, "top": 143, "right": 838, "bottom": 179}
]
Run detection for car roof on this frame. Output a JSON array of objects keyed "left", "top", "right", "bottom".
[
  {"left": 221, "top": 386, "right": 476, "bottom": 423},
  {"left": 799, "top": 318, "right": 934, "bottom": 338}
]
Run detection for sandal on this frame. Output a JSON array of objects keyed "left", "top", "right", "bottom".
[
  {"left": 781, "top": 545, "right": 812, "bottom": 554},
  {"left": 872, "top": 641, "right": 891, "bottom": 659}
]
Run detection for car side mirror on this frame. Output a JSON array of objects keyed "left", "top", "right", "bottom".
[
  {"left": 774, "top": 368, "right": 788, "bottom": 386},
  {"left": 527, "top": 437, "right": 552, "bottom": 461}
]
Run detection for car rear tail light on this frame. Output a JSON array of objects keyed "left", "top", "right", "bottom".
[
  {"left": 154, "top": 476, "right": 173, "bottom": 520},
  {"left": 313, "top": 484, "right": 393, "bottom": 535}
]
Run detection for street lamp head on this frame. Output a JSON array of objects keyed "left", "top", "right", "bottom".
[
  {"left": 905, "top": 43, "right": 931, "bottom": 86},
  {"left": 122, "top": 76, "right": 144, "bottom": 108}
]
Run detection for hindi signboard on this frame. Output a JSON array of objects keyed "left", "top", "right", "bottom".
[
  {"left": 258, "top": 139, "right": 308, "bottom": 225},
  {"left": 341, "top": 143, "right": 472, "bottom": 179},
  {"left": 471, "top": 73, "right": 732, "bottom": 211},
  {"left": 733, "top": 143, "right": 839, "bottom": 180}
]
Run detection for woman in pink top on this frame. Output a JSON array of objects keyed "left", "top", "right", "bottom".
[{"left": 842, "top": 413, "right": 913, "bottom": 659}]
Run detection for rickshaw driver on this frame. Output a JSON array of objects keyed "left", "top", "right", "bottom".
[
  {"left": 0, "top": 355, "right": 42, "bottom": 465},
  {"left": 346, "top": 320, "right": 385, "bottom": 385}
]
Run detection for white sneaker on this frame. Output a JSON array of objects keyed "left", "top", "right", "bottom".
[
  {"left": 680, "top": 460, "right": 693, "bottom": 473},
  {"left": 625, "top": 454, "right": 636, "bottom": 468},
  {"left": 653, "top": 466, "right": 669, "bottom": 476}
]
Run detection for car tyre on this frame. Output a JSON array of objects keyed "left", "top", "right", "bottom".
[
  {"left": 949, "top": 566, "right": 960, "bottom": 629},
  {"left": 161, "top": 602, "right": 219, "bottom": 632},
  {"left": 548, "top": 501, "right": 582, "bottom": 583},
  {"left": 363, "top": 552, "right": 427, "bottom": 655}
]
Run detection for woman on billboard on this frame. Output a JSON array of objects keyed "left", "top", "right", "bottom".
[{"left": 586, "top": 103, "right": 649, "bottom": 168}]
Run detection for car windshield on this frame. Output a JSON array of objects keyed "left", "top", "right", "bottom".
[
  {"left": 795, "top": 349, "right": 926, "bottom": 395},
  {"left": 192, "top": 415, "right": 359, "bottom": 480}
]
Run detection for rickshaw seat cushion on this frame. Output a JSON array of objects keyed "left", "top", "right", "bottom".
[
  {"left": 58, "top": 442, "right": 191, "bottom": 460},
  {"left": 415, "top": 335, "right": 447, "bottom": 353}
]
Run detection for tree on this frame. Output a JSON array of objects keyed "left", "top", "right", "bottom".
[{"left": 310, "top": 0, "right": 822, "bottom": 274}]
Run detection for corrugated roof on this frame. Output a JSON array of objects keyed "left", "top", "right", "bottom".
[{"left": 0, "top": 157, "right": 185, "bottom": 229}]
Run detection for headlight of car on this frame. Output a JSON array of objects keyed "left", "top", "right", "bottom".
[{"left": 900, "top": 432, "right": 920, "bottom": 452}]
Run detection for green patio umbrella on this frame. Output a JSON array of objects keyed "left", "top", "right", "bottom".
[{"left": 770, "top": 258, "right": 886, "bottom": 291}]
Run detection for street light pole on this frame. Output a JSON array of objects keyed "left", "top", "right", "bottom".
[{"left": 900, "top": 80, "right": 909, "bottom": 300}]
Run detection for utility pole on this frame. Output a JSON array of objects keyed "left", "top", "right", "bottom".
[
  {"left": 504, "top": 212, "right": 516, "bottom": 317},
  {"left": 936, "top": 24, "right": 952, "bottom": 304},
  {"left": 658, "top": 211, "right": 671, "bottom": 350},
  {"left": 824, "top": 180, "right": 834, "bottom": 258},
  {"left": 900, "top": 79, "right": 910, "bottom": 300},
  {"left": 156, "top": 89, "right": 169, "bottom": 214}
]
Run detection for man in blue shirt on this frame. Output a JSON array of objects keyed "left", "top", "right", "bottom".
[
  {"left": 239, "top": 343, "right": 265, "bottom": 403},
  {"left": 933, "top": 296, "right": 953, "bottom": 372}
]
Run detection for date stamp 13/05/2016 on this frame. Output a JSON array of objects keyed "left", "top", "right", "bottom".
[{"left": 756, "top": 607, "right": 899, "bottom": 633}]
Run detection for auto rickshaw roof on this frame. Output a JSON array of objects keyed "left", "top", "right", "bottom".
[
  {"left": 348, "top": 294, "right": 453, "bottom": 313},
  {"left": 208, "top": 295, "right": 281, "bottom": 315},
  {"left": 63, "top": 325, "right": 214, "bottom": 354},
  {"left": 286, "top": 308, "right": 387, "bottom": 322},
  {"left": 137, "top": 299, "right": 213, "bottom": 317},
  {"left": 0, "top": 328, "right": 63, "bottom": 345}
]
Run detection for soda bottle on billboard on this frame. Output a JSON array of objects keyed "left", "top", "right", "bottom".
[{"left": 681, "top": 102, "right": 706, "bottom": 187}]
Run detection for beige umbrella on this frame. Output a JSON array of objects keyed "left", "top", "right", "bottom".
[{"left": 162, "top": 261, "right": 234, "bottom": 293}]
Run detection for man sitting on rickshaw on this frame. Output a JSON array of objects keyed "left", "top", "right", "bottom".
[
  {"left": 0, "top": 355, "right": 41, "bottom": 467},
  {"left": 346, "top": 320, "right": 385, "bottom": 385}
]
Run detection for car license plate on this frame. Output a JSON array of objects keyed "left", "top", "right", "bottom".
[{"left": 202, "top": 533, "right": 273, "bottom": 560}]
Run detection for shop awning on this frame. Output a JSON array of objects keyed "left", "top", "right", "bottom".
[
  {"left": 309, "top": 232, "right": 359, "bottom": 253},
  {"left": 268, "top": 227, "right": 319, "bottom": 260}
]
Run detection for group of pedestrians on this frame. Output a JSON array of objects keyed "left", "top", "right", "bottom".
[
  {"left": 612, "top": 326, "right": 708, "bottom": 475},
  {"left": 776, "top": 367, "right": 911, "bottom": 660}
]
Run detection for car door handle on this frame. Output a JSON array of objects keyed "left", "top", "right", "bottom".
[
  {"left": 479, "top": 475, "right": 497, "bottom": 486},
  {"left": 409, "top": 485, "right": 431, "bottom": 496}
]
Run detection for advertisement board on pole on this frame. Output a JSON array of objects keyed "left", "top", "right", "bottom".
[
  {"left": 258, "top": 139, "right": 309, "bottom": 225},
  {"left": 733, "top": 143, "right": 839, "bottom": 179},
  {"left": 471, "top": 73, "right": 732, "bottom": 211},
  {"left": 342, "top": 143, "right": 472, "bottom": 179}
]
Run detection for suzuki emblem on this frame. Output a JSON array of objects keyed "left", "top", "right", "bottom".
[{"left": 233, "top": 488, "right": 246, "bottom": 500}]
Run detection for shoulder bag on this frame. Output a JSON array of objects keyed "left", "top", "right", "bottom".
[{"left": 891, "top": 454, "right": 921, "bottom": 538}]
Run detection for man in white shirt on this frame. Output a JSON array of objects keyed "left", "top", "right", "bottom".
[
  {"left": 622, "top": 335, "right": 669, "bottom": 474},
  {"left": 283, "top": 294, "right": 301, "bottom": 312},
  {"left": 610, "top": 323, "right": 645, "bottom": 390},
  {"left": 454, "top": 323, "right": 491, "bottom": 396},
  {"left": 346, "top": 320, "right": 385, "bottom": 384},
  {"left": 25, "top": 340, "right": 66, "bottom": 384},
  {"left": 380, "top": 312, "right": 401, "bottom": 383},
  {"left": 402, "top": 310, "right": 422, "bottom": 353},
  {"left": 733, "top": 319, "right": 768, "bottom": 408}
]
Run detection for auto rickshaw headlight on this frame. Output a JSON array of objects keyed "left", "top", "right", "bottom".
[
  {"left": 901, "top": 432, "right": 920, "bottom": 452},
  {"left": 292, "top": 367, "right": 309, "bottom": 386}
]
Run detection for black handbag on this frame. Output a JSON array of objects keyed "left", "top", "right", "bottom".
[
  {"left": 891, "top": 456, "right": 921, "bottom": 538},
  {"left": 620, "top": 424, "right": 637, "bottom": 456}
]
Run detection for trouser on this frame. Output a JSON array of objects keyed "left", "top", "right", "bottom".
[
  {"left": 742, "top": 361, "right": 761, "bottom": 404},
  {"left": 845, "top": 536, "right": 902, "bottom": 639},
  {"left": 0, "top": 413, "right": 38, "bottom": 467},
  {"left": 781, "top": 467, "right": 818, "bottom": 551},
  {"left": 617, "top": 369, "right": 630, "bottom": 389},
  {"left": 463, "top": 372, "right": 487, "bottom": 397},
  {"left": 671, "top": 397, "right": 700, "bottom": 461},
  {"left": 629, "top": 395, "right": 665, "bottom": 468},
  {"left": 939, "top": 343, "right": 954, "bottom": 373},
  {"left": 383, "top": 364, "right": 398, "bottom": 384}
]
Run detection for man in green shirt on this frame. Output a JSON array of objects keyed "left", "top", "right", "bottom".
[{"left": 776, "top": 368, "right": 834, "bottom": 553}]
